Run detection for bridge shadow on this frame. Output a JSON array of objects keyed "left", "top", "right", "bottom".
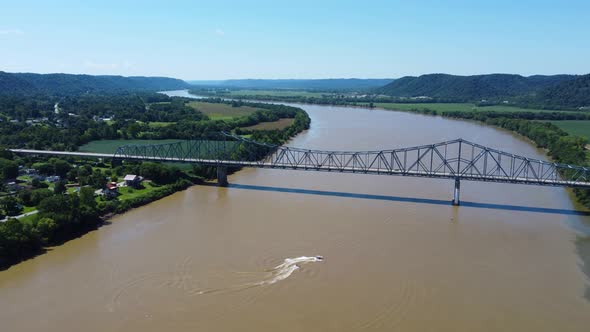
[{"left": 225, "top": 183, "right": 590, "bottom": 216}]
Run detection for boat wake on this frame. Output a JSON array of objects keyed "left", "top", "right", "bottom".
[{"left": 191, "top": 255, "right": 324, "bottom": 295}]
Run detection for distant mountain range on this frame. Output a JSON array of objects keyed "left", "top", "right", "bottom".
[
  {"left": 374, "top": 73, "right": 590, "bottom": 108},
  {"left": 0, "top": 71, "right": 190, "bottom": 95},
  {"left": 188, "top": 78, "right": 394, "bottom": 91},
  {"left": 1, "top": 71, "right": 588, "bottom": 109},
  {"left": 524, "top": 74, "right": 590, "bottom": 109},
  {"left": 374, "top": 73, "right": 574, "bottom": 101}
]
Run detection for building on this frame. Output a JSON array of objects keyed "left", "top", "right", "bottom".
[
  {"left": 103, "top": 182, "right": 118, "bottom": 199},
  {"left": 123, "top": 174, "right": 142, "bottom": 188},
  {"left": 46, "top": 175, "right": 61, "bottom": 183}
]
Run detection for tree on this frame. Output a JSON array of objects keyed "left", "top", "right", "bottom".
[
  {"left": 51, "top": 159, "right": 71, "bottom": 177},
  {"left": 79, "top": 186, "right": 97, "bottom": 211},
  {"left": 0, "top": 218, "right": 40, "bottom": 259},
  {"left": 34, "top": 217, "right": 57, "bottom": 244},
  {"left": 33, "top": 162, "right": 53, "bottom": 175},
  {"left": 53, "top": 180, "right": 67, "bottom": 195},
  {"left": 0, "top": 158, "right": 18, "bottom": 181},
  {"left": 89, "top": 170, "right": 107, "bottom": 189},
  {"left": 1, "top": 196, "right": 22, "bottom": 216},
  {"left": 30, "top": 189, "right": 53, "bottom": 206},
  {"left": 32, "top": 178, "right": 48, "bottom": 189},
  {"left": 38, "top": 195, "right": 71, "bottom": 225}
]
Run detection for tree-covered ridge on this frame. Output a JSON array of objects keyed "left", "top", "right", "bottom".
[
  {"left": 521, "top": 74, "right": 590, "bottom": 109},
  {"left": 375, "top": 73, "right": 575, "bottom": 102},
  {"left": 0, "top": 71, "right": 190, "bottom": 95}
]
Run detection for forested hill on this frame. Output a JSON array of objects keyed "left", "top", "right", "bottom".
[
  {"left": 0, "top": 71, "right": 190, "bottom": 95},
  {"left": 190, "top": 78, "right": 394, "bottom": 91},
  {"left": 375, "top": 74, "right": 574, "bottom": 101},
  {"left": 524, "top": 74, "right": 590, "bottom": 109}
]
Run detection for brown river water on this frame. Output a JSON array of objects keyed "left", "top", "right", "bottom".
[{"left": 1, "top": 93, "right": 589, "bottom": 331}]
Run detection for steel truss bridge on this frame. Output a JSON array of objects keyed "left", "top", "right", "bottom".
[{"left": 10, "top": 133, "right": 590, "bottom": 205}]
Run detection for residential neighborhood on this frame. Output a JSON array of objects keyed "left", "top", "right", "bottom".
[{"left": 1, "top": 154, "right": 168, "bottom": 223}]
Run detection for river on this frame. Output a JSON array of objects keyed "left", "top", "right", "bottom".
[{"left": 1, "top": 91, "right": 589, "bottom": 331}]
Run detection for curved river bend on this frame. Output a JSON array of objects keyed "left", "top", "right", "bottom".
[{"left": 1, "top": 91, "right": 589, "bottom": 331}]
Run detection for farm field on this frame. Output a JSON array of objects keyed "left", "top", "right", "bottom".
[
  {"left": 187, "top": 101, "right": 261, "bottom": 120},
  {"left": 241, "top": 118, "right": 295, "bottom": 130},
  {"left": 79, "top": 139, "right": 182, "bottom": 154},
  {"left": 226, "top": 89, "right": 328, "bottom": 98},
  {"left": 548, "top": 120, "right": 590, "bottom": 140}
]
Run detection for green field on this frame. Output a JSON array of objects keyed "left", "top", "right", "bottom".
[
  {"left": 118, "top": 182, "right": 160, "bottom": 201},
  {"left": 80, "top": 139, "right": 241, "bottom": 161},
  {"left": 375, "top": 103, "right": 565, "bottom": 114},
  {"left": 548, "top": 120, "right": 590, "bottom": 140},
  {"left": 79, "top": 139, "right": 182, "bottom": 154},
  {"left": 187, "top": 101, "right": 261, "bottom": 120},
  {"left": 223, "top": 89, "right": 327, "bottom": 98},
  {"left": 242, "top": 118, "right": 295, "bottom": 130},
  {"left": 147, "top": 121, "right": 176, "bottom": 128}
]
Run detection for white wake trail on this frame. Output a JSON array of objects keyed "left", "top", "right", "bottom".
[
  {"left": 259, "top": 256, "right": 324, "bottom": 285},
  {"left": 191, "top": 255, "right": 323, "bottom": 296}
]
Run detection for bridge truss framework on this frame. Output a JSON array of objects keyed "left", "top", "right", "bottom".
[{"left": 11, "top": 133, "right": 590, "bottom": 205}]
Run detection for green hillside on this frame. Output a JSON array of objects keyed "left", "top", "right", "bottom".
[{"left": 0, "top": 71, "right": 190, "bottom": 95}]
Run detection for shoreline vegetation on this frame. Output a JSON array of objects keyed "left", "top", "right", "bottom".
[
  {"left": 189, "top": 90, "right": 590, "bottom": 210},
  {"left": 0, "top": 95, "right": 311, "bottom": 269}
]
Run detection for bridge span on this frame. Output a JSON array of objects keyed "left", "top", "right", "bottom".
[{"left": 9, "top": 133, "right": 590, "bottom": 205}]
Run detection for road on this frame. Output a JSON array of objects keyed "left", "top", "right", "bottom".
[{"left": 1, "top": 210, "right": 39, "bottom": 223}]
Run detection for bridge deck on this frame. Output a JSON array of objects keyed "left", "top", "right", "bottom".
[{"left": 10, "top": 148, "right": 590, "bottom": 188}]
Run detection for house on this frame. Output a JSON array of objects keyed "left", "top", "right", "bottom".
[
  {"left": 124, "top": 174, "right": 142, "bottom": 188},
  {"left": 103, "top": 182, "right": 118, "bottom": 199},
  {"left": 46, "top": 175, "right": 61, "bottom": 183},
  {"left": 23, "top": 168, "right": 38, "bottom": 175},
  {"left": 5, "top": 181, "right": 21, "bottom": 192}
]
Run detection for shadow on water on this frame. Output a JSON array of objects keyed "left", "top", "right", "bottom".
[{"left": 226, "top": 183, "right": 590, "bottom": 216}]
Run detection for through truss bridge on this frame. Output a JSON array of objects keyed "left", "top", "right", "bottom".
[{"left": 9, "top": 133, "right": 590, "bottom": 205}]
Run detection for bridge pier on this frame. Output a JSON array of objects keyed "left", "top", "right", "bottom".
[
  {"left": 217, "top": 166, "right": 228, "bottom": 187},
  {"left": 452, "top": 178, "right": 461, "bottom": 206}
]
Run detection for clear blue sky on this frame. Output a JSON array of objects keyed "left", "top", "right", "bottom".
[{"left": 1, "top": 0, "right": 589, "bottom": 80}]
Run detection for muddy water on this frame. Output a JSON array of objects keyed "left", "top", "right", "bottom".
[{"left": 1, "top": 98, "right": 589, "bottom": 331}]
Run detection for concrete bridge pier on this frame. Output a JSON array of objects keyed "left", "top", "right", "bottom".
[
  {"left": 452, "top": 178, "right": 461, "bottom": 206},
  {"left": 217, "top": 166, "right": 228, "bottom": 187}
]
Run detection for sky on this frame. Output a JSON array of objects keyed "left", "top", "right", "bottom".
[{"left": 1, "top": 0, "right": 589, "bottom": 80}]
